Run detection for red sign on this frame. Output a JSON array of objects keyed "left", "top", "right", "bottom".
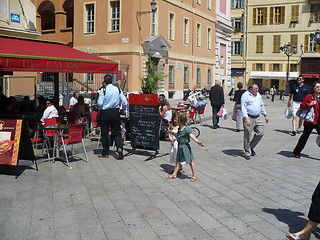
[
  {"left": 129, "top": 94, "right": 158, "bottom": 106},
  {"left": 0, "top": 119, "right": 22, "bottom": 166}
]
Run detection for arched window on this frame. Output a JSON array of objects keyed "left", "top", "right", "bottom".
[
  {"left": 39, "top": 1, "right": 55, "bottom": 30},
  {"left": 63, "top": 0, "right": 74, "bottom": 28}
]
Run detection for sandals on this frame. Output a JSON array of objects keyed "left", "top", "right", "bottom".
[
  {"left": 166, "top": 175, "right": 176, "bottom": 179},
  {"left": 286, "top": 233, "right": 302, "bottom": 240},
  {"left": 190, "top": 176, "right": 197, "bottom": 182}
]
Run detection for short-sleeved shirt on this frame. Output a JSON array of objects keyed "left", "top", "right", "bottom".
[{"left": 290, "top": 84, "right": 309, "bottom": 102}]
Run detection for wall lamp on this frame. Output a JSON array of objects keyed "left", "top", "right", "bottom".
[{"left": 137, "top": 1, "right": 157, "bottom": 15}]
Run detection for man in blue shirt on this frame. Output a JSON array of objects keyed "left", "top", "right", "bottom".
[
  {"left": 287, "top": 76, "right": 309, "bottom": 136},
  {"left": 241, "top": 84, "right": 269, "bottom": 160},
  {"left": 97, "top": 74, "right": 127, "bottom": 159}
]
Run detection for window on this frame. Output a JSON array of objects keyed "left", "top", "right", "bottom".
[
  {"left": 231, "top": 41, "right": 243, "bottom": 55},
  {"left": 305, "top": 34, "right": 318, "bottom": 52},
  {"left": 168, "top": 65, "right": 174, "bottom": 84},
  {"left": 232, "top": 0, "right": 244, "bottom": 9},
  {"left": 272, "top": 64, "right": 280, "bottom": 71},
  {"left": 253, "top": 7, "right": 267, "bottom": 25},
  {"left": 150, "top": 11, "right": 157, "bottom": 36},
  {"left": 291, "top": 5, "right": 299, "bottom": 23},
  {"left": 196, "top": 67, "right": 201, "bottom": 84},
  {"left": 86, "top": 73, "right": 94, "bottom": 83},
  {"left": 256, "top": 63, "right": 263, "bottom": 71},
  {"left": 290, "top": 64, "right": 297, "bottom": 72},
  {"left": 183, "top": 66, "right": 189, "bottom": 84},
  {"left": 256, "top": 35, "right": 263, "bottom": 53},
  {"left": 169, "top": 13, "right": 175, "bottom": 40},
  {"left": 207, "top": 68, "right": 212, "bottom": 85},
  {"left": 310, "top": 4, "right": 320, "bottom": 22},
  {"left": 196, "top": 23, "right": 201, "bottom": 47},
  {"left": 85, "top": 4, "right": 94, "bottom": 34},
  {"left": 207, "top": 27, "right": 212, "bottom": 50},
  {"left": 208, "top": 0, "right": 212, "bottom": 10},
  {"left": 64, "top": 0, "right": 74, "bottom": 28},
  {"left": 183, "top": 18, "right": 189, "bottom": 44},
  {"left": 270, "top": 6, "right": 285, "bottom": 24},
  {"left": 110, "top": 1, "right": 120, "bottom": 32},
  {"left": 40, "top": 2, "right": 55, "bottom": 30},
  {"left": 273, "top": 35, "right": 281, "bottom": 53}
]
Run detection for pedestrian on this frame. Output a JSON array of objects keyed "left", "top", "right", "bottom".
[
  {"left": 292, "top": 81, "right": 320, "bottom": 158},
  {"left": 41, "top": 98, "right": 59, "bottom": 123},
  {"left": 209, "top": 80, "right": 225, "bottom": 129},
  {"left": 288, "top": 76, "right": 310, "bottom": 136},
  {"left": 270, "top": 85, "right": 276, "bottom": 102},
  {"left": 168, "top": 112, "right": 183, "bottom": 173},
  {"left": 69, "top": 92, "right": 79, "bottom": 109},
  {"left": 241, "top": 84, "right": 269, "bottom": 160},
  {"left": 166, "top": 112, "right": 204, "bottom": 181},
  {"left": 97, "top": 74, "right": 127, "bottom": 159},
  {"left": 286, "top": 181, "right": 320, "bottom": 240},
  {"left": 232, "top": 82, "right": 246, "bottom": 132}
]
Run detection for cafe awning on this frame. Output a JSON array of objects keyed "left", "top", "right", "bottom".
[
  {"left": 0, "top": 36, "right": 118, "bottom": 74},
  {"left": 250, "top": 71, "right": 299, "bottom": 80}
]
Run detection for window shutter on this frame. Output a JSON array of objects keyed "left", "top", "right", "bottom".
[
  {"left": 240, "top": 0, "right": 244, "bottom": 8},
  {"left": 318, "top": 7, "right": 320, "bottom": 22},
  {"left": 291, "top": 5, "right": 299, "bottom": 22},
  {"left": 252, "top": 63, "right": 256, "bottom": 71},
  {"left": 279, "top": 64, "right": 283, "bottom": 72},
  {"left": 231, "top": 18, "right": 235, "bottom": 27},
  {"left": 317, "top": 42, "right": 320, "bottom": 52},
  {"left": 304, "top": 35, "right": 309, "bottom": 52},
  {"left": 310, "top": 5, "right": 314, "bottom": 22},
  {"left": 240, "top": 17, "right": 244, "bottom": 32},
  {"left": 253, "top": 8, "right": 257, "bottom": 25},
  {"left": 263, "top": 7, "right": 267, "bottom": 25},
  {"left": 269, "top": 64, "right": 272, "bottom": 71},
  {"left": 281, "top": 6, "right": 285, "bottom": 24},
  {"left": 240, "top": 41, "right": 243, "bottom": 55},
  {"left": 270, "top": 7, "right": 274, "bottom": 24},
  {"left": 261, "top": 36, "right": 264, "bottom": 53},
  {"left": 231, "top": 0, "right": 234, "bottom": 9},
  {"left": 262, "top": 63, "right": 265, "bottom": 71},
  {"left": 231, "top": 41, "right": 234, "bottom": 55}
]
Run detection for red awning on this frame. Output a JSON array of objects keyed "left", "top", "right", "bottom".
[
  {"left": 0, "top": 36, "right": 118, "bottom": 74},
  {"left": 300, "top": 73, "right": 320, "bottom": 78}
]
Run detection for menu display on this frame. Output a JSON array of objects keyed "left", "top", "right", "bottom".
[{"left": 129, "top": 94, "right": 159, "bottom": 151}]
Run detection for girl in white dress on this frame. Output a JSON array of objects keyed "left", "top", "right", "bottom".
[{"left": 169, "top": 112, "right": 179, "bottom": 164}]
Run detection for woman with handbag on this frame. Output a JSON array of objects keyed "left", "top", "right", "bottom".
[{"left": 293, "top": 81, "right": 320, "bottom": 158}]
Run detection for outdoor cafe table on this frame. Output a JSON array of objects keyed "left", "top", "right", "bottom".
[{"left": 44, "top": 124, "right": 69, "bottom": 159}]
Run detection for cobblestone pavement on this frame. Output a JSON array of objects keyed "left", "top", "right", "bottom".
[{"left": 0, "top": 96, "right": 319, "bottom": 240}]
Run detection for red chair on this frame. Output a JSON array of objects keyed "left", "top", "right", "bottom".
[
  {"left": 52, "top": 124, "right": 88, "bottom": 167},
  {"left": 195, "top": 104, "right": 207, "bottom": 125}
]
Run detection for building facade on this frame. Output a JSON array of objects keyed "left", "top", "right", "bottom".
[
  {"left": 0, "top": 0, "right": 40, "bottom": 97},
  {"left": 71, "top": 0, "right": 217, "bottom": 99},
  {"left": 246, "top": 0, "right": 320, "bottom": 91},
  {"left": 215, "top": 0, "right": 232, "bottom": 91}
]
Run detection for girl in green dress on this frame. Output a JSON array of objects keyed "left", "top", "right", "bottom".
[{"left": 166, "top": 112, "right": 204, "bottom": 181}]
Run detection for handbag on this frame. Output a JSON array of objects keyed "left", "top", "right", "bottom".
[
  {"left": 296, "top": 107, "right": 315, "bottom": 122},
  {"left": 285, "top": 107, "right": 293, "bottom": 119}
]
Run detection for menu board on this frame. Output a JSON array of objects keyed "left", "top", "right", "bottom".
[
  {"left": 0, "top": 119, "right": 22, "bottom": 166},
  {"left": 129, "top": 94, "right": 159, "bottom": 151}
]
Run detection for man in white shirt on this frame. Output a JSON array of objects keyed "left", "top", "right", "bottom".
[
  {"left": 241, "top": 84, "right": 269, "bottom": 160},
  {"left": 69, "top": 92, "right": 79, "bottom": 109},
  {"left": 41, "top": 99, "right": 59, "bottom": 123}
]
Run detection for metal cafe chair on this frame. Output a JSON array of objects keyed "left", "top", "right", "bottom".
[
  {"left": 52, "top": 124, "right": 88, "bottom": 167},
  {"left": 194, "top": 104, "right": 207, "bottom": 125}
]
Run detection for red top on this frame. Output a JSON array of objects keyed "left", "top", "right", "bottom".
[{"left": 300, "top": 93, "right": 319, "bottom": 125}]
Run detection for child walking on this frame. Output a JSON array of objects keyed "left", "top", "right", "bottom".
[{"left": 166, "top": 112, "right": 204, "bottom": 182}]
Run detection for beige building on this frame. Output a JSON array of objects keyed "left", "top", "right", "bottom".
[
  {"left": 232, "top": 0, "right": 320, "bottom": 92},
  {"left": 72, "top": 0, "right": 217, "bottom": 99},
  {"left": 0, "top": 0, "right": 40, "bottom": 97}
]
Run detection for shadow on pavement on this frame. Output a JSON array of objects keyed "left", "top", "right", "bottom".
[
  {"left": 222, "top": 149, "right": 244, "bottom": 157},
  {"left": 160, "top": 163, "right": 189, "bottom": 179},
  {"left": 277, "top": 151, "right": 320, "bottom": 161},
  {"left": 0, "top": 163, "right": 35, "bottom": 178},
  {"left": 274, "top": 129, "right": 292, "bottom": 135},
  {"left": 262, "top": 208, "right": 320, "bottom": 239}
]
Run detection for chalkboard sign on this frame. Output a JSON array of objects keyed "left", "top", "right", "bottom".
[{"left": 129, "top": 94, "right": 159, "bottom": 151}]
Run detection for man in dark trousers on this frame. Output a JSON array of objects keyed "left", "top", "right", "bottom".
[
  {"left": 209, "top": 80, "right": 225, "bottom": 129},
  {"left": 97, "top": 74, "right": 127, "bottom": 159}
]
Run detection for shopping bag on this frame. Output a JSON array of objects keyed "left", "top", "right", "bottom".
[
  {"left": 217, "top": 107, "right": 223, "bottom": 117},
  {"left": 285, "top": 107, "right": 293, "bottom": 119},
  {"left": 222, "top": 108, "right": 228, "bottom": 120},
  {"left": 296, "top": 107, "right": 314, "bottom": 122}
]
